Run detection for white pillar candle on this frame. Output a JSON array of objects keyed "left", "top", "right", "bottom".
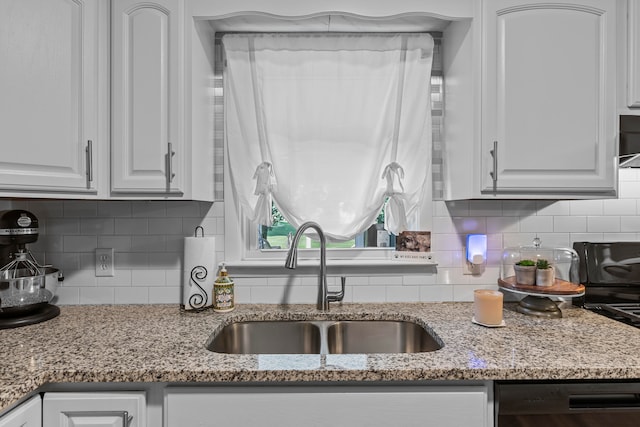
[{"left": 474, "top": 289, "right": 503, "bottom": 325}]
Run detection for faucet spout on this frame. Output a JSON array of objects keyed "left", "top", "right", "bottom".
[{"left": 284, "top": 221, "right": 343, "bottom": 311}]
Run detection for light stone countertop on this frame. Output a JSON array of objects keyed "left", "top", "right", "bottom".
[{"left": 1, "top": 302, "right": 640, "bottom": 413}]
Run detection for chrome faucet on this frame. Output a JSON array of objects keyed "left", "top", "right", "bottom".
[{"left": 284, "top": 221, "right": 345, "bottom": 311}]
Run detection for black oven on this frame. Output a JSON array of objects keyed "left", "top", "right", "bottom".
[
  {"left": 573, "top": 242, "right": 640, "bottom": 327},
  {"left": 496, "top": 381, "right": 640, "bottom": 426}
]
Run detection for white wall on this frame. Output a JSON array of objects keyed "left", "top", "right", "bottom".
[{"left": 8, "top": 169, "right": 640, "bottom": 305}]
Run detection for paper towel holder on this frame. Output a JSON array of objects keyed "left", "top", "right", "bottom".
[{"left": 195, "top": 226, "right": 204, "bottom": 237}]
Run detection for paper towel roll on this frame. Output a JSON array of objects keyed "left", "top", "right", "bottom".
[{"left": 183, "top": 236, "right": 216, "bottom": 310}]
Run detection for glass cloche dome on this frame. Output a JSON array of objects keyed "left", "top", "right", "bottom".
[{"left": 501, "top": 237, "right": 579, "bottom": 283}]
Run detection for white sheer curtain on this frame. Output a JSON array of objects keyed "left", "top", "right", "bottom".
[{"left": 223, "top": 33, "right": 434, "bottom": 240}]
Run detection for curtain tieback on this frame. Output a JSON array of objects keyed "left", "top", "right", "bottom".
[
  {"left": 253, "top": 162, "right": 276, "bottom": 195},
  {"left": 382, "top": 162, "right": 405, "bottom": 195},
  {"left": 252, "top": 162, "right": 276, "bottom": 226}
]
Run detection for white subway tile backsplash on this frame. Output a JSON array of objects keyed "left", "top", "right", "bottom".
[
  {"left": 468, "top": 200, "right": 502, "bottom": 216},
  {"left": 502, "top": 200, "right": 537, "bottom": 216},
  {"left": 587, "top": 216, "right": 621, "bottom": 233},
  {"left": 535, "top": 200, "right": 571, "bottom": 216},
  {"left": 98, "top": 236, "right": 132, "bottom": 252},
  {"left": 554, "top": 216, "right": 587, "bottom": 233},
  {"left": 98, "top": 201, "right": 132, "bottom": 217},
  {"left": 80, "top": 287, "right": 114, "bottom": 304},
  {"left": 63, "top": 201, "right": 98, "bottom": 217},
  {"left": 431, "top": 216, "right": 456, "bottom": 233},
  {"left": 26, "top": 200, "right": 64, "bottom": 217},
  {"left": 402, "top": 274, "right": 436, "bottom": 286},
  {"left": 47, "top": 218, "right": 80, "bottom": 235},
  {"left": 165, "top": 201, "right": 202, "bottom": 217},
  {"left": 570, "top": 200, "right": 604, "bottom": 215},
  {"left": 439, "top": 200, "right": 470, "bottom": 217},
  {"left": 621, "top": 216, "right": 640, "bottom": 232},
  {"left": 115, "top": 253, "right": 149, "bottom": 270},
  {"left": 132, "top": 269, "right": 166, "bottom": 286},
  {"left": 603, "top": 232, "right": 639, "bottom": 241},
  {"left": 619, "top": 180, "right": 640, "bottom": 198},
  {"left": 148, "top": 286, "right": 179, "bottom": 304},
  {"left": 115, "top": 218, "right": 148, "bottom": 235},
  {"left": 419, "top": 284, "right": 454, "bottom": 302},
  {"left": 97, "top": 270, "right": 133, "bottom": 287},
  {"left": 519, "top": 215, "right": 554, "bottom": 233},
  {"left": 352, "top": 286, "right": 386, "bottom": 302},
  {"left": 149, "top": 218, "right": 183, "bottom": 235},
  {"left": 603, "top": 199, "right": 638, "bottom": 216},
  {"left": 54, "top": 286, "right": 80, "bottom": 305},
  {"left": 369, "top": 275, "right": 403, "bottom": 286},
  {"left": 115, "top": 287, "right": 149, "bottom": 304},
  {"left": 63, "top": 236, "right": 98, "bottom": 252},
  {"left": 486, "top": 217, "right": 519, "bottom": 234},
  {"left": 386, "top": 285, "right": 419, "bottom": 302},
  {"left": 132, "top": 201, "right": 166, "bottom": 217},
  {"left": 131, "top": 235, "right": 166, "bottom": 252},
  {"left": 80, "top": 218, "right": 115, "bottom": 235},
  {"left": 452, "top": 217, "right": 487, "bottom": 234},
  {"left": 148, "top": 253, "right": 181, "bottom": 270},
  {"left": 17, "top": 172, "right": 640, "bottom": 306}
]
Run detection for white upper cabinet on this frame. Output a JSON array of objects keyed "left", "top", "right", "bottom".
[
  {"left": 480, "top": 0, "right": 617, "bottom": 197},
  {"left": 111, "top": 0, "right": 185, "bottom": 196},
  {"left": 628, "top": 0, "right": 640, "bottom": 107},
  {"left": 0, "top": 0, "right": 104, "bottom": 196}
]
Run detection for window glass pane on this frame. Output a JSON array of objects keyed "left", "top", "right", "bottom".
[{"left": 258, "top": 203, "right": 396, "bottom": 250}]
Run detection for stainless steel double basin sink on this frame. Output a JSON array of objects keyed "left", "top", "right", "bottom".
[{"left": 207, "top": 319, "right": 443, "bottom": 355}]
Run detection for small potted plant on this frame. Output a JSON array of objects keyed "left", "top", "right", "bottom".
[
  {"left": 514, "top": 259, "right": 536, "bottom": 285},
  {"left": 535, "top": 258, "right": 555, "bottom": 287}
]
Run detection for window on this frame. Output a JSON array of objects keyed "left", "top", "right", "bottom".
[{"left": 218, "top": 33, "right": 442, "bottom": 261}]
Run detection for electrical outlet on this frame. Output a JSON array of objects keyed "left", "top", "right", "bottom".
[{"left": 95, "top": 248, "right": 114, "bottom": 277}]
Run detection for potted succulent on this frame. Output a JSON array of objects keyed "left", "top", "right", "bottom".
[
  {"left": 535, "top": 258, "right": 555, "bottom": 287},
  {"left": 514, "top": 259, "right": 536, "bottom": 285}
]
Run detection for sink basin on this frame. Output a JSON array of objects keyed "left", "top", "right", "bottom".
[
  {"left": 207, "top": 321, "right": 322, "bottom": 354},
  {"left": 327, "top": 320, "right": 442, "bottom": 354},
  {"left": 207, "top": 319, "right": 443, "bottom": 355}
]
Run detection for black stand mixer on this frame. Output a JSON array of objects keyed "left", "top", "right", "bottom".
[{"left": 0, "top": 210, "right": 62, "bottom": 328}]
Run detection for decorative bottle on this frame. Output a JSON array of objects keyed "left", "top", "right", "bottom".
[{"left": 213, "top": 263, "right": 235, "bottom": 312}]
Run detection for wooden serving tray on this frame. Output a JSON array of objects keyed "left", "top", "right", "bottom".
[{"left": 498, "top": 276, "right": 585, "bottom": 295}]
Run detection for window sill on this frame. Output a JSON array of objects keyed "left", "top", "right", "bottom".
[{"left": 225, "top": 258, "right": 438, "bottom": 277}]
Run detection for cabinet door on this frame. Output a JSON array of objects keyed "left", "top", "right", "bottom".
[
  {"left": 42, "top": 392, "right": 146, "bottom": 427},
  {"left": 482, "top": 0, "right": 617, "bottom": 195},
  {"left": 111, "top": 0, "right": 184, "bottom": 195},
  {"left": 166, "top": 385, "right": 490, "bottom": 427},
  {"left": 0, "top": 395, "right": 41, "bottom": 427},
  {"left": 0, "top": 0, "right": 99, "bottom": 194},
  {"left": 629, "top": 0, "right": 640, "bottom": 107}
]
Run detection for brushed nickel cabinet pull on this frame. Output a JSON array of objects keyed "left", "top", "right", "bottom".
[
  {"left": 86, "top": 140, "right": 93, "bottom": 184},
  {"left": 167, "top": 142, "right": 176, "bottom": 183},
  {"left": 122, "top": 410, "right": 133, "bottom": 427},
  {"left": 489, "top": 140, "right": 498, "bottom": 191}
]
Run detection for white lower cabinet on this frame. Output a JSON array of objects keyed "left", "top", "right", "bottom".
[
  {"left": 0, "top": 395, "right": 42, "bottom": 427},
  {"left": 165, "top": 385, "right": 491, "bottom": 427},
  {"left": 42, "top": 392, "right": 146, "bottom": 427}
]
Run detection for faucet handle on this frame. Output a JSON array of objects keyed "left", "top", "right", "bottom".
[{"left": 327, "top": 276, "right": 346, "bottom": 303}]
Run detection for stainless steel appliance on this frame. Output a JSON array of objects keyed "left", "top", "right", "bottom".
[
  {"left": 496, "top": 382, "right": 640, "bottom": 426},
  {"left": 0, "top": 210, "right": 62, "bottom": 328},
  {"left": 573, "top": 241, "right": 640, "bottom": 327}
]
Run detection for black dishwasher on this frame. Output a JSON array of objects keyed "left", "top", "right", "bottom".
[{"left": 496, "top": 381, "right": 640, "bottom": 426}]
